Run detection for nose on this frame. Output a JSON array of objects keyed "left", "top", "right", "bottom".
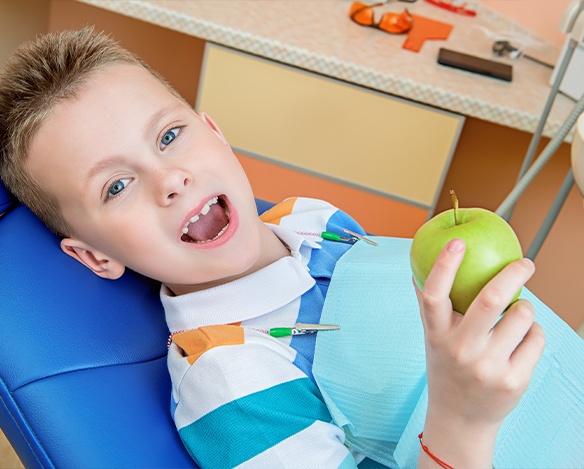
[{"left": 154, "top": 165, "right": 191, "bottom": 206}]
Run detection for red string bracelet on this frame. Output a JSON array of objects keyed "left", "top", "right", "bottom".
[{"left": 418, "top": 432, "right": 456, "bottom": 469}]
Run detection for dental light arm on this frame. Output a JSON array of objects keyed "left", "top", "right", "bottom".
[
  {"left": 559, "top": 0, "right": 584, "bottom": 35},
  {"left": 496, "top": 2, "right": 584, "bottom": 259}
]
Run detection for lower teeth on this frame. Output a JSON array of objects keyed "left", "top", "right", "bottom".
[{"left": 188, "top": 223, "right": 229, "bottom": 244}]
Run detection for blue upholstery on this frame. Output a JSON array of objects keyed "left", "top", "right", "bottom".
[{"left": 0, "top": 178, "right": 274, "bottom": 468}]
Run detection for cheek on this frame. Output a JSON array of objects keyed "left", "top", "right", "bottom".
[{"left": 87, "top": 218, "right": 146, "bottom": 260}]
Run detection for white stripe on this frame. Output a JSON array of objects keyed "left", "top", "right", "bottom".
[
  {"left": 241, "top": 297, "right": 303, "bottom": 348},
  {"left": 235, "top": 420, "right": 355, "bottom": 469},
  {"left": 269, "top": 198, "right": 339, "bottom": 267},
  {"left": 243, "top": 328, "right": 297, "bottom": 361},
  {"left": 276, "top": 198, "right": 339, "bottom": 233},
  {"left": 162, "top": 256, "right": 315, "bottom": 332},
  {"left": 167, "top": 343, "right": 192, "bottom": 403},
  {"left": 174, "top": 340, "right": 306, "bottom": 429},
  {"left": 266, "top": 222, "right": 321, "bottom": 267}
]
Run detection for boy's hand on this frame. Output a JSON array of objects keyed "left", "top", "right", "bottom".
[{"left": 414, "top": 238, "right": 545, "bottom": 468}]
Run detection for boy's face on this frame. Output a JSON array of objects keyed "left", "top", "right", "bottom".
[{"left": 27, "top": 63, "right": 269, "bottom": 294}]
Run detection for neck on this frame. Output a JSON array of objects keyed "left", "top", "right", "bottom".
[
  {"left": 257, "top": 222, "right": 292, "bottom": 265},
  {"left": 166, "top": 223, "right": 290, "bottom": 296}
]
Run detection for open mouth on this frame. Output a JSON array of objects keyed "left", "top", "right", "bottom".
[{"left": 181, "top": 195, "right": 230, "bottom": 244}]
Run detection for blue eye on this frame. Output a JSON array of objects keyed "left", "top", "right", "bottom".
[
  {"left": 107, "top": 178, "right": 131, "bottom": 199},
  {"left": 160, "top": 127, "right": 181, "bottom": 149}
]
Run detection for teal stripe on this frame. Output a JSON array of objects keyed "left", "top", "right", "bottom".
[{"left": 179, "top": 377, "right": 332, "bottom": 467}]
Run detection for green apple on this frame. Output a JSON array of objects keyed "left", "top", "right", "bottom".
[{"left": 410, "top": 192, "right": 523, "bottom": 314}]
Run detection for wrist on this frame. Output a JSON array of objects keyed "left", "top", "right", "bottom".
[
  {"left": 419, "top": 432, "right": 456, "bottom": 469},
  {"left": 419, "top": 414, "right": 499, "bottom": 469}
]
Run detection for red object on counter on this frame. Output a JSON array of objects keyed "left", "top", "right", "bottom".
[{"left": 424, "top": 0, "right": 477, "bottom": 17}]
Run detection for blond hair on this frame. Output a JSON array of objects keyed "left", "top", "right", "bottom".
[{"left": 0, "top": 27, "right": 173, "bottom": 236}]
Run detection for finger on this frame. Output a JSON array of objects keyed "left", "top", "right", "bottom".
[
  {"left": 491, "top": 299, "right": 535, "bottom": 358},
  {"left": 413, "top": 278, "right": 429, "bottom": 329},
  {"left": 463, "top": 258, "right": 535, "bottom": 338},
  {"left": 511, "top": 321, "right": 545, "bottom": 367},
  {"left": 417, "top": 238, "right": 466, "bottom": 335},
  {"left": 509, "top": 322, "right": 545, "bottom": 384}
]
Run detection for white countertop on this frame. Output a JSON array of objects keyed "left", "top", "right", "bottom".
[{"left": 79, "top": 0, "right": 576, "bottom": 139}]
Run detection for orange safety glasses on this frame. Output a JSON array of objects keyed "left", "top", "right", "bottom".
[{"left": 349, "top": 2, "right": 414, "bottom": 34}]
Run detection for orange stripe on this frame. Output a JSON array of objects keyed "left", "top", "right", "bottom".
[
  {"left": 172, "top": 326, "right": 245, "bottom": 365},
  {"left": 259, "top": 197, "right": 298, "bottom": 225}
]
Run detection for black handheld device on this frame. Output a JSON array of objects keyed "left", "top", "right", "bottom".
[{"left": 437, "top": 48, "right": 513, "bottom": 82}]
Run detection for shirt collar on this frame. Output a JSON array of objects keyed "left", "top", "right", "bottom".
[
  {"left": 264, "top": 222, "right": 321, "bottom": 267},
  {"left": 161, "top": 226, "right": 321, "bottom": 334}
]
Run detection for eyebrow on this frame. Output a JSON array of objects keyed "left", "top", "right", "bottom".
[
  {"left": 144, "top": 106, "right": 175, "bottom": 143},
  {"left": 86, "top": 156, "right": 122, "bottom": 184},
  {"left": 86, "top": 155, "right": 126, "bottom": 187}
]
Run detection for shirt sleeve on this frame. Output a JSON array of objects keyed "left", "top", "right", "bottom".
[
  {"left": 260, "top": 197, "right": 367, "bottom": 237},
  {"left": 169, "top": 326, "right": 357, "bottom": 469}
]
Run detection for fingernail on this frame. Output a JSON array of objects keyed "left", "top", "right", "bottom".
[{"left": 447, "top": 238, "right": 465, "bottom": 252}]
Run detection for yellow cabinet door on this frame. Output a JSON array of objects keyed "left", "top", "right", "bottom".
[{"left": 197, "top": 44, "right": 463, "bottom": 235}]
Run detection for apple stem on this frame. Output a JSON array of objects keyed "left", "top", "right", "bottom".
[{"left": 450, "top": 190, "right": 459, "bottom": 226}]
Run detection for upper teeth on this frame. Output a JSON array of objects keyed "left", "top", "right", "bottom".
[{"left": 182, "top": 196, "right": 218, "bottom": 234}]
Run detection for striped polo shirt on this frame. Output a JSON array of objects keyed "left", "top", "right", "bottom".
[{"left": 161, "top": 197, "right": 370, "bottom": 468}]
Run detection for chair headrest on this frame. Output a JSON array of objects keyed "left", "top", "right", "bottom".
[{"left": 0, "top": 178, "right": 17, "bottom": 215}]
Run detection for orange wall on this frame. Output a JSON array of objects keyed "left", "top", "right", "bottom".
[
  {"left": 0, "top": 0, "right": 50, "bottom": 66},
  {"left": 479, "top": 0, "right": 573, "bottom": 47},
  {"left": 49, "top": 0, "right": 204, "bottom": 107}
]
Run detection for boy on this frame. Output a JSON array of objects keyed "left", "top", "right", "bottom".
[{"left": 0, "top": 28, "right": 544, "bottom": 468}]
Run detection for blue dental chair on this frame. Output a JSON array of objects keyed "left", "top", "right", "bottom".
[{"left": 0, "top": 177, "right": 273, "bottom": 468}]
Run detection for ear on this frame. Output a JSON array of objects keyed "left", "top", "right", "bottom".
[
  {"left": 199, "top": 112, "right": 229, "bottom": 146},
  {"left": 60, "top": 238, "right": 126, "bottom": 280}
]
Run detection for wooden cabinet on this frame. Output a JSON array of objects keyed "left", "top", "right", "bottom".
[{"left": 197, "top": 44, "right": 464, "bottom": 236}]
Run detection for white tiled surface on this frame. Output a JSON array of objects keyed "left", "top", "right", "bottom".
[{"left": 79, "top": 0, "right": 575, "bottom": 139}]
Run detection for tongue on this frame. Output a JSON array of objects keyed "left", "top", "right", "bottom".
[{"left": 186, "top": 202, "right": 229, "bottom": 242}]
